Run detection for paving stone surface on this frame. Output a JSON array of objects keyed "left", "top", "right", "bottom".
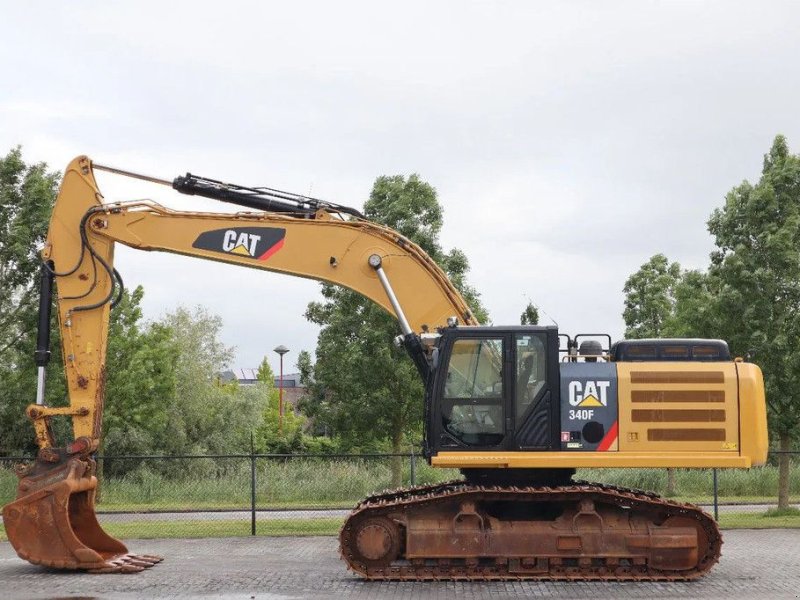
[{"left": 1, "top": 530, "right": 798, "bottom": 599}]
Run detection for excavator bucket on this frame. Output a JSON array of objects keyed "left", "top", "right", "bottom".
[{"left": 2, "top": 451, "right": 161, "bottom": 573}]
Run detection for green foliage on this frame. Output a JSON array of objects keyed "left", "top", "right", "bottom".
[
  {"left": 0, "top": 148, "right": 61, "bottom": 454},
  {"left": 520, "top": 302, "right": 539, "bottom": 325},
  {"left": 622, "top": 254, "right": 682, "bottom": 338},
  {"left": 158, "top": 306, "right": 267, "bottom": 456},
  {"left": 622, "top": 254, "right": 718, "bottom": 342},
  {"left": 301, "top": 174, "right": 487, "bottom": 483},
  {"left": 365, "top": 175, "right": 489, "bottom": 324},
  {"left": 253, "top": 356, "right": 313, "bottom": 453},
  {"left": 0, "top": 147, "right": 58, "bottom": 302},
  {"left": 256, "top": 356, "right": 275, "bottom": 385},
  {"left": 102, "top": 286, "right": 177, "bottom": 460},
  {"left": 304, "top": 287, "right": 422, "bottom": 454},
  {"left": 257, "top": 390, "right": 306, "bottom": 454},
  {"left": 0, "top": 147, "right": 68, "bottom": 454},
  {"left": 666, "top": 269, "right": 718, "bottom": 338},
  {"left": 764, "top": 507, "right": 800, "bottom": 517},
  {"left": 707, "top": 135, "right": 800, "bottom": 441}
]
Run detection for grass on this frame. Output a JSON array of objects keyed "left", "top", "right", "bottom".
[
  {"left": 0, "top": 458, "right": 462, "bottom": 511},
  {"left": 764, "top": 506, "right": 800, "bottom": 517},
  {"left": 575, "top": 465, "right": 800, "bottom": 499},
  {"left": 0, "top": 518, "right": 342, "bottom": 542},
  {"left": 2, "top": 459, "right": 797, "bottom": 513},
  {"left": 719, "top": 510, "right": 800, "bottom": 529},
  {"left": 103, "top": 517, "right": 344, "bottom": 539}
]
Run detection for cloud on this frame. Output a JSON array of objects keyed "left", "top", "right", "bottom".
[{"left": 1, "top": 0, "right": 798, "bottom": 371}]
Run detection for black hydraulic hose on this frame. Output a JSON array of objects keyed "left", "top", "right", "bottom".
[
  {"left": 41, "top": 192, "right": 106, "bottom": 279},
  {"left": 60, "top": 251, "right": 98, "bottom": 301},
  {"left": 70, "top": 207, "right": 117, "bottom": 313},
  {"left": 45, "top": 206, "right": 123, "bottom": 314},
  {"left": 110, "top": 268, "right": 125, "bottom": 309},
  {"left": 42, "top": 249, "right": 84, "bottom": 278}
]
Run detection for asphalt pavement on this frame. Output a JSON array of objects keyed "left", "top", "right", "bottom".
[{"left": 1, "top": 531, "right": 799, "bottom": 599}]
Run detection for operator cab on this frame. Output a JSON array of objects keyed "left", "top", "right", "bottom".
[{"left": 425, "top": 326, "right": 565, "bottom": 455}]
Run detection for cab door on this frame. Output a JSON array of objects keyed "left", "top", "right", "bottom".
[
  {"left": 511, "top": 329, "right": 560, "bottom": 450},
  {"left": 433, "top": 332, "right": 513, "bottom": 451}
]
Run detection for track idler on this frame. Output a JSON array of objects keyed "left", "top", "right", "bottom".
[{"left": 2, "top": 445, "right": 161, "bottom": 573}]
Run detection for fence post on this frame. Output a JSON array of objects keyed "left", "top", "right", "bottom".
[
  {"left": 712, "top": 468, "right": 719, "bottom": 522},
  {"left": 250, "top": 433, "right": 257, "bottom": 536},
  {"left": 410, "top": 450, "right": 416, "bottom": 487}
]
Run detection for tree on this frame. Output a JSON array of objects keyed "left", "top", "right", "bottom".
[
  {"left": 0, "top": 148, "right": 61, "bottom": 454},
  {"left": 707, "top": 135, "right": 800, "bottom": 509},
  {"left": 621, "top": 254, "right": 708, "bottom": 496},
  {"left": 622, "top": 254, "right": 718, "bottom": 342},
  {"left": 664, "top": 270, "right": 718, "bottom": 339},
  {"left": 622, "top": 254, "right": 682, "bottom": 339},
  {"left": 520, "top": 302, "right": 539, "bottom": 325},
  {"left": 159, "top": 306, "right": 266, "bottom": 456},
  {"left": 302, "top": 174, "right": 487, "bottom": 486},
  {"left": 254, "top": 357, "right": 306, "bottom": 453},
  {"left": 101, "top": 287, "right": 177, "bottom": 465}
]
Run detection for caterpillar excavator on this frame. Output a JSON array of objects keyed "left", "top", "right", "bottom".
[{"left": 2, "top": 156, "right": 768, "bottom": 579}]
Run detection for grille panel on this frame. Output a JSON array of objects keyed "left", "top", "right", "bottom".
[
  {"left": 632, "top": 409, "right": 726, "bottom": 422},
  {"left": 648, "top": 429, "right": 726, "bottom": 442},
  {"left": 630, "top": 371, "right": 725, "bottom": 384}
]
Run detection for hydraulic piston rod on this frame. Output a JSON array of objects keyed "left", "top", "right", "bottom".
[
  {"left": 93, "top": 161, "right": 365, "bottom": 218},
  {"left": 34, "top": 263, "right": 54, "bottom": 405},
  {"left": 368, "top": 254, "right": 413, "bottom": 336}
]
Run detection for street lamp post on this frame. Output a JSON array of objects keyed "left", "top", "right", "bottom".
[{"left": 273, "top": 345, "right": 289, "bottom": 433}]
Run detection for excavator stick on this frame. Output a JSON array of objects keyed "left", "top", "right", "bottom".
[{"left": 2, "top": 448, "right": 161, "bottom": 573}]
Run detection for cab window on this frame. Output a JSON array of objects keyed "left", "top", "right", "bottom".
[
  {"left": 442, "top": 338, "right": 504, "bottom": 447},
  {"left": 516, "top": 334, "right": 546, "bottom": 419}
]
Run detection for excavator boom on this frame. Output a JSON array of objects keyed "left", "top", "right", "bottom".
[{"left": 2, "top": 156, "right": 476, "bottom": 572}]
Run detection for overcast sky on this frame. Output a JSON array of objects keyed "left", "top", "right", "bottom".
[{"left": 1, "top": 1, "right": 798, "bottom": 374}]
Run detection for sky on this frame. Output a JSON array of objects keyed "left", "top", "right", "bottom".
[{"left": 1, "top": 1, "right": 799, "bottom": 374}]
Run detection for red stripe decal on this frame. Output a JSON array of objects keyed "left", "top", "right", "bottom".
[
  {"left": 258, "top": 238, "right": 285, "bottom": 261},
  {"left": 597, "top": 420, "right": 618, "bottom": 452}
]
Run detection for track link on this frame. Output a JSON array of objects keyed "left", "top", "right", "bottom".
[{"left": 340, "top": 480, "right": 721, "bottom": 581}]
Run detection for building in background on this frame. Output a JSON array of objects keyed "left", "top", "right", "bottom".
[{"left": 218, "top": 369, "right": 306, "bottom": 413}]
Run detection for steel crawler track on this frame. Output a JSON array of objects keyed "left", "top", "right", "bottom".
[{"left": 340, "top": 480, "right": 721, "bottom": 580}]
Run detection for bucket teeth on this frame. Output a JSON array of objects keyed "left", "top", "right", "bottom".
[
  {"left": 2, "top": 453, "right": 163, "bottom": 574},
  {"left": 87, "top": 554, "right": 164, "bottom": 574}
]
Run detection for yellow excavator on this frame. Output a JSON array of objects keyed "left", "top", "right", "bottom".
[{"left": 2, "top": 156, "right": 768, "bottom": 578}]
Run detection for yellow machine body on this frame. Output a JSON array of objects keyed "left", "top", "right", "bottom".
[{"left": 433, "top": 361, "right": 768, "bottom": 469}]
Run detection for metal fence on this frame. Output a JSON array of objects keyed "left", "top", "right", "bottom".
[{"left": 1, "top": 451, "right": 798, "bottom": 539}]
